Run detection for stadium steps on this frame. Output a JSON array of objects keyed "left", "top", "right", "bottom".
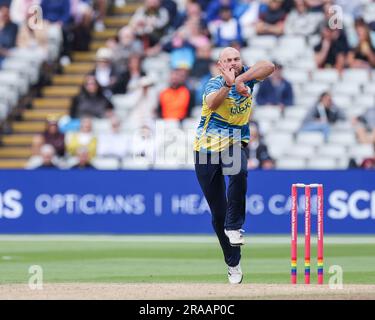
[
  {"left": 0, "top": 1, "right": 141, "bottom": 168},
  {"left": 52, "top": 75, "right": 85, "bottom": 86},
  {"left": 0, "top": 159, "right": 27, "bottom": 168},
  {"left": 2, "top": 134, "right": 34, "bottom": 147},
  {"left": 92, "top": 29, "right": 118, "bottom": 39},
  {"left": 114, "top": 3, "right": 141, "bottom": 14},
  {"left": 104, "top": 16, "right": 131, "bottom": 28},
  {"left": 72, "top": 52, "right": 96, "bottom": 62},
  {"left": 32, "top": 98, "right": 71, "bottom": 109},
  {"left": 63, "top": 63, "right": 95, "bottom": 74},
  {"left": 41, "top": 86, "right": 81, "bottom": 97},
  {"left": 90, "top": 41, "right": 107, "bottom": 51},
  {"left": 11, "top": 121, "right": 45, "bottom": 133},
  {"left": 0, "top": 147, "right": 31, "bottom": 158},
  {"left": 23, "top": 110, "right": 67, "bottom": 121}
]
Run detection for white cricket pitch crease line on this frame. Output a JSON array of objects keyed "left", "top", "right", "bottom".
[{"left": 0, "top": 235, "right": 374, "bottom": 244}]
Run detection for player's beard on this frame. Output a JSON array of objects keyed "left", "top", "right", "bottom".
[{"left": 232, "top": 66, "right": 241, "bottom": 77}]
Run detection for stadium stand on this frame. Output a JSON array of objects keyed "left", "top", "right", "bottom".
[{"left": 0, "top": 0, "right": 375, "bottom": 170}]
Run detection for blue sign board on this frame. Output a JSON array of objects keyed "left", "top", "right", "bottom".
[{"left": 0, "top": 170, "right": 374, "bottom": 234}]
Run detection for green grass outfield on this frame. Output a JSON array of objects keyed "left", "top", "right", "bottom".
[{"left": 0, "top": 235, "right": 374, "bottom": 285}]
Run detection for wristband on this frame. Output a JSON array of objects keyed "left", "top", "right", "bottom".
[{"left": 224, "top": 82, "right": 231, "bottom": 88}]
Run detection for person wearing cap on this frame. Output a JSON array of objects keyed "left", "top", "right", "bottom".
[
  {"left": 128, "top": 74, "right": 158, "bottom": 129},
  {"left": 91, "top": 47, "right": 119, "bottom": 95}
]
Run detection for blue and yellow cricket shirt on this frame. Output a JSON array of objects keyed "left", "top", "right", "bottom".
[{"left": 194, "top": 66, "right": 258, "bottom": 153}]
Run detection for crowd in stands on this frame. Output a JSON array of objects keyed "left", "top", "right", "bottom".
[{"left": 1, "top": 0, "right": 375, "bottom": 170}]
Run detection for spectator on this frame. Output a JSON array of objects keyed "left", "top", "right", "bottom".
[
  {"left": 27, "top": 134, "right": 48, "bottom": 169},
  {"left": 189, "top": 44, "right": 214, "bottom": 105},
  {"left": 173, "top": 1, "right": 206, "bottom": 30},
  {"left": 41, "top": 0, "right": 71, "bottom": 25},
  {"left": 111, "top": 26, "right": 143, "bottom": 70},
  {"left": 31, "top": 116, "right": 65, "bottom": 158},
  {"left": 147, "top": 4, "right": 209, "bottom": 57},
  {"left": 256, "top": 0, "right": 286, "bottom": 36},
  {"left": 112, "top": 54, "right": 146, "bottom": 94},
  {"left": 10, "top": 0, "right": 40, "bottom": 25},
  {"left": 260, "top": 156, "right": 276, "bottom": 169},
  {"left": 189, "top": 44, "right": 213, "bottom": 81},
  {"left": 157, "top": 69, "right": 194, "bottom": 121},
  {"left": 33, "top": 144, "right": 59, "bottom": 169},
  {"left": 0, "top": 4, "right": 18, "bottom": 66},
  {"left": 91, "top": 47, "right": 118, "bottom": 96},
  {"left": 360, "top": 155, "right": 375, "bottom": 169},
  {"left": 96, "top": 116, "right": 128, "bottom": 159},
  {"left": 284, "top": 0, "right": 324, "bottom": 36},
  {"left": 70, "top": 0, "right": 94, "bottom": 51},
  {"left": 208, "top": 6, "right": 245, "bottom": 47},
  {"left": 246, "top": 122, "right": 274, "bottom": 169},
  {"left": 335, "top": 0, "right": 363, "bottom": 18},
  {"left": 304, "top": 0, "right": 325, "bottom": 12},
  {"left": 128, "top": 124, "right": 155, "bottom": 163},
  {"left": 196, "top": 0, "right": 211, "bottom": 12},
  {"left": 130, "top": 0, "right": 169, "bottom": 49},
  {"left": 281, "top": 0, "right": 295, "bottom": 13},
  {"left": 300, "top": 92, "right": 346, "bottom": 141},
  {"left": 70, "top": 147, "right": 96, "bottom": 169},
  {"left": 349, "top": 146, "right": 375, "bottom": 169},
  {"left": 92, "top": 0, "right": 107, "bottom": 32},
  {"left": 205, "top": 0, "right": 237, "bottom": 23},
  {"left": 178, "top": 16, "right": 210, "bottom": 50},
  {"left": 43, "top": 116, "right": 65, "bottom": 157},
  {"left": 347, "top": 18, "right": 375, "bottom": 69},
  {"left": 66, "top": 116, "right": 97, "bottom": 158},
  {"left": 235, "top": 0, "right": 263, "bottom": 39},
  {"left": 70, "top": 75, "right": 114, "bottom": 119},
  {"left": 161, "top": 0, "right": 177, "bottom": 29},
  {"left": 314, "top": 22, "right": 349, "bottom": 72},
  {"left": 255, "top": 62, "right": 294, "bottom": 109},
  {"left": 352, "top": 107, "right": 375, "bottom": 144},
  {"left": 127, "top": 75, "right": 159, "bottom": 130},
  {"left": 163, "top": 31, "right": 196, "bottom": 70},
  {"left": 16, "top": 10, "right": 49, "bottom": 61}
]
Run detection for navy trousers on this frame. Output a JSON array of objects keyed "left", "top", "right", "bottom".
[{"left": 194, "top": 146, "right": 248, "bottom": 267}]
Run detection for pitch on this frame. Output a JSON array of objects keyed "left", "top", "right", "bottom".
[{"left": 0, "top": 235, "right": 374, "bottom": 299}]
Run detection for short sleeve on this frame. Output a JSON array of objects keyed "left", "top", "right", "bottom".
[{"left": 204, "top": 77, "right": 224, "bottom": 96}]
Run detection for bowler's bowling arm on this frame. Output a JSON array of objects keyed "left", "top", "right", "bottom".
[{"left": 236, "top": 60, "right": 275, "bottom": 83}]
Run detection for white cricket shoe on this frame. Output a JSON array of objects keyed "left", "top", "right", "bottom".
[
  {"left": 228, "top": 264, "right": 243, "bottom": 284},
  {"left": 224, "top": 229, "right": 245, "bottom": 246}
]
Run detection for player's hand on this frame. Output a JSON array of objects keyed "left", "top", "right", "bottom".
[
  {"left": 235, "top": 77, "right": 250, "bottom": 97},
  {"left": 217, "top": 61, "right": 235, "bottom": 86}
]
